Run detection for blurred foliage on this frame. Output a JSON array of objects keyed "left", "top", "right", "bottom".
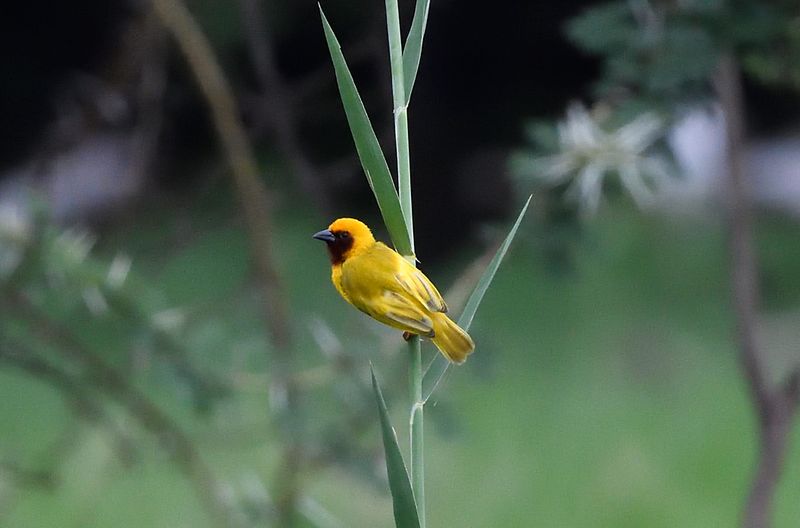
[
  {"left": 0, "top": 200, "right": 228, "bottom": 412},
  {"left": 566, "top": 0, "right": 800, "bottom": 109},
  {"left": 2, "top": 193, "right": 800, "bottom": 526},
  {"left": 0, "top": 193, "right": 414, "bottom": 527}
]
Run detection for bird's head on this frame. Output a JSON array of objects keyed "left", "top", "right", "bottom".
[{"left": 313, "top": 217, "right": 376, "bottom": 264}]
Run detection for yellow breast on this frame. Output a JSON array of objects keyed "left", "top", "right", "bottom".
[{"left": 331, "top": 264, "right": 351, "bottom": 304}]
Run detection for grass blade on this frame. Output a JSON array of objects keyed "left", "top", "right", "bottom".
[
  {"left": 320, "top": 7, "right": 412, "bottom": 255},
  {"left": 457, "top": 195, "right": 532, "bottom": 330},
  {"left": 402, "top": 0, "right": 430, "bottom": 103},
  {"left": 422, "top": 195, "right": 532, "bottom": 401},
  {"left": 370, "top": 366, "right": 421, "bottom": 528}
]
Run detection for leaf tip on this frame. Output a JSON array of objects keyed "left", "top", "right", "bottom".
[
  {"left": 318, "top": 3, "right": 329, "bottom": 26},
  {"left": 369, "top": 362, "right": 379, "bottom": 390}
]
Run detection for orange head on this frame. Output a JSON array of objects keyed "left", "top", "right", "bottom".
[{"left": 313, "top": 218, "right": 376, "bottom": 264}]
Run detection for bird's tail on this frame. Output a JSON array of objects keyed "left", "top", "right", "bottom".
[{"left": 431, "top": 312, "right": 475, "bottom": 364}]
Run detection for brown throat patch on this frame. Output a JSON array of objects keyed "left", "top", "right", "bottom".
[{"left": 326, "top": 232, "right": 354, "bottom": 265}]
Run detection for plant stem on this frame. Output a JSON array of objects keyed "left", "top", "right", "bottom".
[
  {"left": 409, "top": 335, "right": 425, "bottom": 527},
  {"left": 386, "top": 0, "right": 423, "bottom": 522},
  {"left": 385, "top": 0, "right": 414, "bottom": 250}
]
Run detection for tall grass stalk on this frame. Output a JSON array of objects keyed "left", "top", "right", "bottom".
[
  {"left": 384, "top": 0, "right": 425, "bottom": 524},
  {"left": 385, "top": 0, "right": 414, "bottom": 242}
]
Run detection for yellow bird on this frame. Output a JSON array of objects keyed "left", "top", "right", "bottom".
[{"left": 313, "top": 218, "right": 474, "bottom": 363}]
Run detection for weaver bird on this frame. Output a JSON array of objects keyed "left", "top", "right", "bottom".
[{"left": 313, "top": 218, "right": 474, "bottom": 363}]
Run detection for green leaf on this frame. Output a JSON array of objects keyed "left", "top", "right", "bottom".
[
  {"left": 319, "top": 7, "right": 412, "bottom": 255},
  {"left": 422, "top": 196, "right": 532, "bottom": 401},
  {"left": 371, "top": 366, "right": 421, "bottom": 528},
  {"left": 402, "top": 0, "right": 430, "bottom": 103}
]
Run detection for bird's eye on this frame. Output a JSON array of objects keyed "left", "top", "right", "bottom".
[{"left": 339, "top": 231, "right": 350, "bottom": 239}]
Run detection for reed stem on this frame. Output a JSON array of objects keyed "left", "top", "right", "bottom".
[{"left": 385, "top": 0, "right": 424, "bottom": 524}]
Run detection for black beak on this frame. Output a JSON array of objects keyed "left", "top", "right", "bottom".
[{"left": 312, "top": 229, "right": 336, "bottom": 243}]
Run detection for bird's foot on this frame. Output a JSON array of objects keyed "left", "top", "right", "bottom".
[{"left": 402, "top": 331, "right": 413, "bottom": 341}]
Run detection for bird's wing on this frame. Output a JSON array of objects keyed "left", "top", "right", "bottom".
[
  {"left": 340, "top": 243, "right": 438, "bottom": 336},
  {"left": 373, "top": 242, "right": 446, "bottom": 313},
  {"left": 393, "top": 260, "right": 448, "bottom": 314},
  {"left": 377, "top": 290, "right": 434, "bottom": 337}
]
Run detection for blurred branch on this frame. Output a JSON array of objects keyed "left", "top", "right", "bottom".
[
  {"left": 7, "top": 292, "right": 235, "bottom": 528},
  {"left": 238, "top": 0, "right": 330, "bottom": 212},
  {"left": 126, "top": 10, "right": 168, "bottom": 186},
  {"left": 3, "top": 214, "right": 230, "bottom": 410},
  {"left": 0, "top": 461, "right": 56, "bottom": 491},
  {"left": 149, "top": 1, "right": 303, "bottom": 524},
  {"left": 150, "top": 0, "right": 291, "bottom": 351},
  {"left": 717, "top": 54, "right": 800, "bottom": 528},
  {"left": 107, "top": 293, "right": 231, "bottom": 409}
]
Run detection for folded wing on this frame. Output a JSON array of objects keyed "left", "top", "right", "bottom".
[
  {"left": 394, "top": 266, "right": 448, "bottom": 314},
  {"left": 341, "top": 243, "right": 445, "bottom": 337}
]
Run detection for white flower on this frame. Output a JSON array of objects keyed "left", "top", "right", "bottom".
[{"left": 538, "top": 103, "right": 670, "bottom": 214}]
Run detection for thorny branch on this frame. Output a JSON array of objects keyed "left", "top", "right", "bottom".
[
  {"left": 8, "top": 292, "right": 235, "bottom": 528},
  {"left": 716, "top": 54, "right": 800, "bottom": 528}
]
